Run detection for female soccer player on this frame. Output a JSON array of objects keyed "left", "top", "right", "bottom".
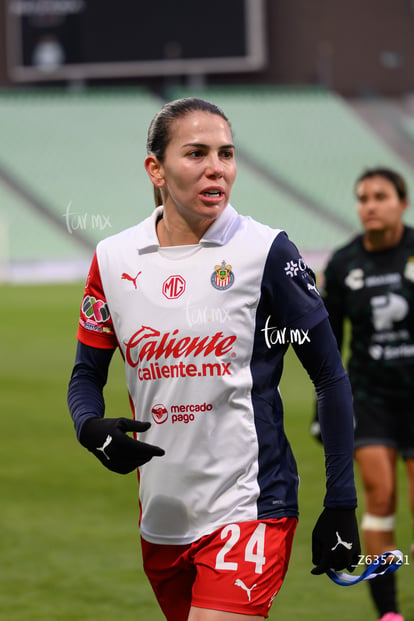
[
  {"left": 316, "top": 168, "right": 414, "bottom": 621},
  {"left": 67, "top": 97, "right": 360, "bottom": 621}
]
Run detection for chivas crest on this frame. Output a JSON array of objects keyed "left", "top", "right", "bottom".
[{"left": 210, "top": 260, "right": 235, "bottom": 290}]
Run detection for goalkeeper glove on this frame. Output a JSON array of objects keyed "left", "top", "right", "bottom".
[
  {"left": 79, "top": 417, "right": 165, "bottom": 474},
  {"left": 311, "top": 507, "right": 361, "bottom": 575}
]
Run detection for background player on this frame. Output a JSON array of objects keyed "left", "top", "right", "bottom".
[
  {"left": 311, "top": 167, "right": 414, "bottom": 621},
  {"left": 67, "top": 97, "right": 360, "bottom": 621}
]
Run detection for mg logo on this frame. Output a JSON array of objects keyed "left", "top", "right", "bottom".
[{"left": 162, "top": 275, "right": 186, "bottom": 299}]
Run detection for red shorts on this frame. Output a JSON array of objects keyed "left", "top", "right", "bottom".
[{"left": 141, "top": 517, "right": 297, "bottom": 620}]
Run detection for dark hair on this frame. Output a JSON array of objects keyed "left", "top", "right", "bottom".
[
  {"left": 355, "top": 167, "right": 408, "bottom": 201},
  {"left": 146, "top": 97, "right": 231, "bottom": 162}
]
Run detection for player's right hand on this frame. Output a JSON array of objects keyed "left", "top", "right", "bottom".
[{"left": 79, "top": 417, "right": 165, "bottom": 474}]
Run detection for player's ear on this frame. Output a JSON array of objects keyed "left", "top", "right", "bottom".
[
  {"left": 401, "top": 198, "right": 409, "bottom": 214},
  {"left": 145, "top": 155, "right": 165, "bottom": 189}
]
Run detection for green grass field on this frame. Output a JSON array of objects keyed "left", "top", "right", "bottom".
[{"left": 1, "top": 283, "right": 413, "bottom": 621}]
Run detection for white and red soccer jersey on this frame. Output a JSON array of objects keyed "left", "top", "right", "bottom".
[{"left": 77, "top": 204, "right": 327, "bottom": 545}]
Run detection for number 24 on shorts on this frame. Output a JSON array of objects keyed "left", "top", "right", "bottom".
[{"left": 215, "top": 523, "right": 266, "bottom": 574}]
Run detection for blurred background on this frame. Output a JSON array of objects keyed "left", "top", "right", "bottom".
[
  {"left": 2, "top": 3, "right": 414, "bottom": 620},
  {"left": 2, "top": 0, "right": 414, "bottom": 281}
]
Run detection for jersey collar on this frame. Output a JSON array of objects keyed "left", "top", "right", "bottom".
[{"left": 136, "top": 204, "right": 241, "bottom": 254}]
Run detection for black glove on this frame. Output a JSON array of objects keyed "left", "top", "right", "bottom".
[
  {"left": 311, "top": 507, "right": 361, "bottom": 575},
  {"left": 79, "top": 417, "right": 165, "bottom": 474}
]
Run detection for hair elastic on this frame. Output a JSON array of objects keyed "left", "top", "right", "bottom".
[{"left": 327, "top": 550, "right": 403, "bottom": 586}]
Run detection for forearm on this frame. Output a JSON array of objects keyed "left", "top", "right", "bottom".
[
  {"left": 67, "top": 341, "right": 115, "bottom": 440},
  {"left": 293, "top": 318, "right": 356, "bottom": 508},
  {"left": 316, "top": 373, "right": 356, "bottom": 508}
]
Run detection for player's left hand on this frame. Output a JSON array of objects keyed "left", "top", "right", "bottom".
[{"left": 311, "top": 507, "right": 361, "bottom": 575}]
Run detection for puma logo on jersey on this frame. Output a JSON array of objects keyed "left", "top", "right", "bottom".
[
  {"left": 96, "top": 434, "right": 112, "bottom": 460},
  {"left": 234, "top": 578, "right": 257, "bottom": 601},
  {"left": 331, "top": 531, "right": 353, "bottom": 551},
  {"left": 121, "top": 271, "right": 142, "bottom": 289},
  {"left": 307, "top": 283, "right": 320, "bottom": 295},
  {"left": 268, "top": 590, "right": 279, "bottom": 608}
]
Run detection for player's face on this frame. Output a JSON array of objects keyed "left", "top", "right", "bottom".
[
  {"left": 356, "top": 175, "right": 407, "bottom": 234},
  {"left": 156, "top": 111, "right": 237, "bottom": 227}
]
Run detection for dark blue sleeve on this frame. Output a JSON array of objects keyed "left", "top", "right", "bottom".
[
  {"left": 264, "top": 232, "right": 328, "bottom": 331},
  {"left": 292, "top": 317, "right": 357, "bottom": 509},
  {"left": 67, "top": 341, "right": 115, "bottom": 440}
]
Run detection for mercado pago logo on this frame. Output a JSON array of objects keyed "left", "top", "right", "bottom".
[
  {"left": 151, "top": 402, "right": 214, "bottom": 425},
  {"left": 124, "top": 325, "right": 237, "bottom": 381}
]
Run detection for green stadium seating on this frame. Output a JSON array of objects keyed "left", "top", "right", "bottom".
[
  {"left": 0, "top": 88, "right": 163, "bottom": 278},
  {"left": 168, "top": 85, "right": 414, "bottom": 238},
  {"left": 1, "top": 86, "right": 414, "bottom": 280}
]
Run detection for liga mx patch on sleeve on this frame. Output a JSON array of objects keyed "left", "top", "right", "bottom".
[{"left": 80, "top": 294, "right": 112, "bottom": 334}]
